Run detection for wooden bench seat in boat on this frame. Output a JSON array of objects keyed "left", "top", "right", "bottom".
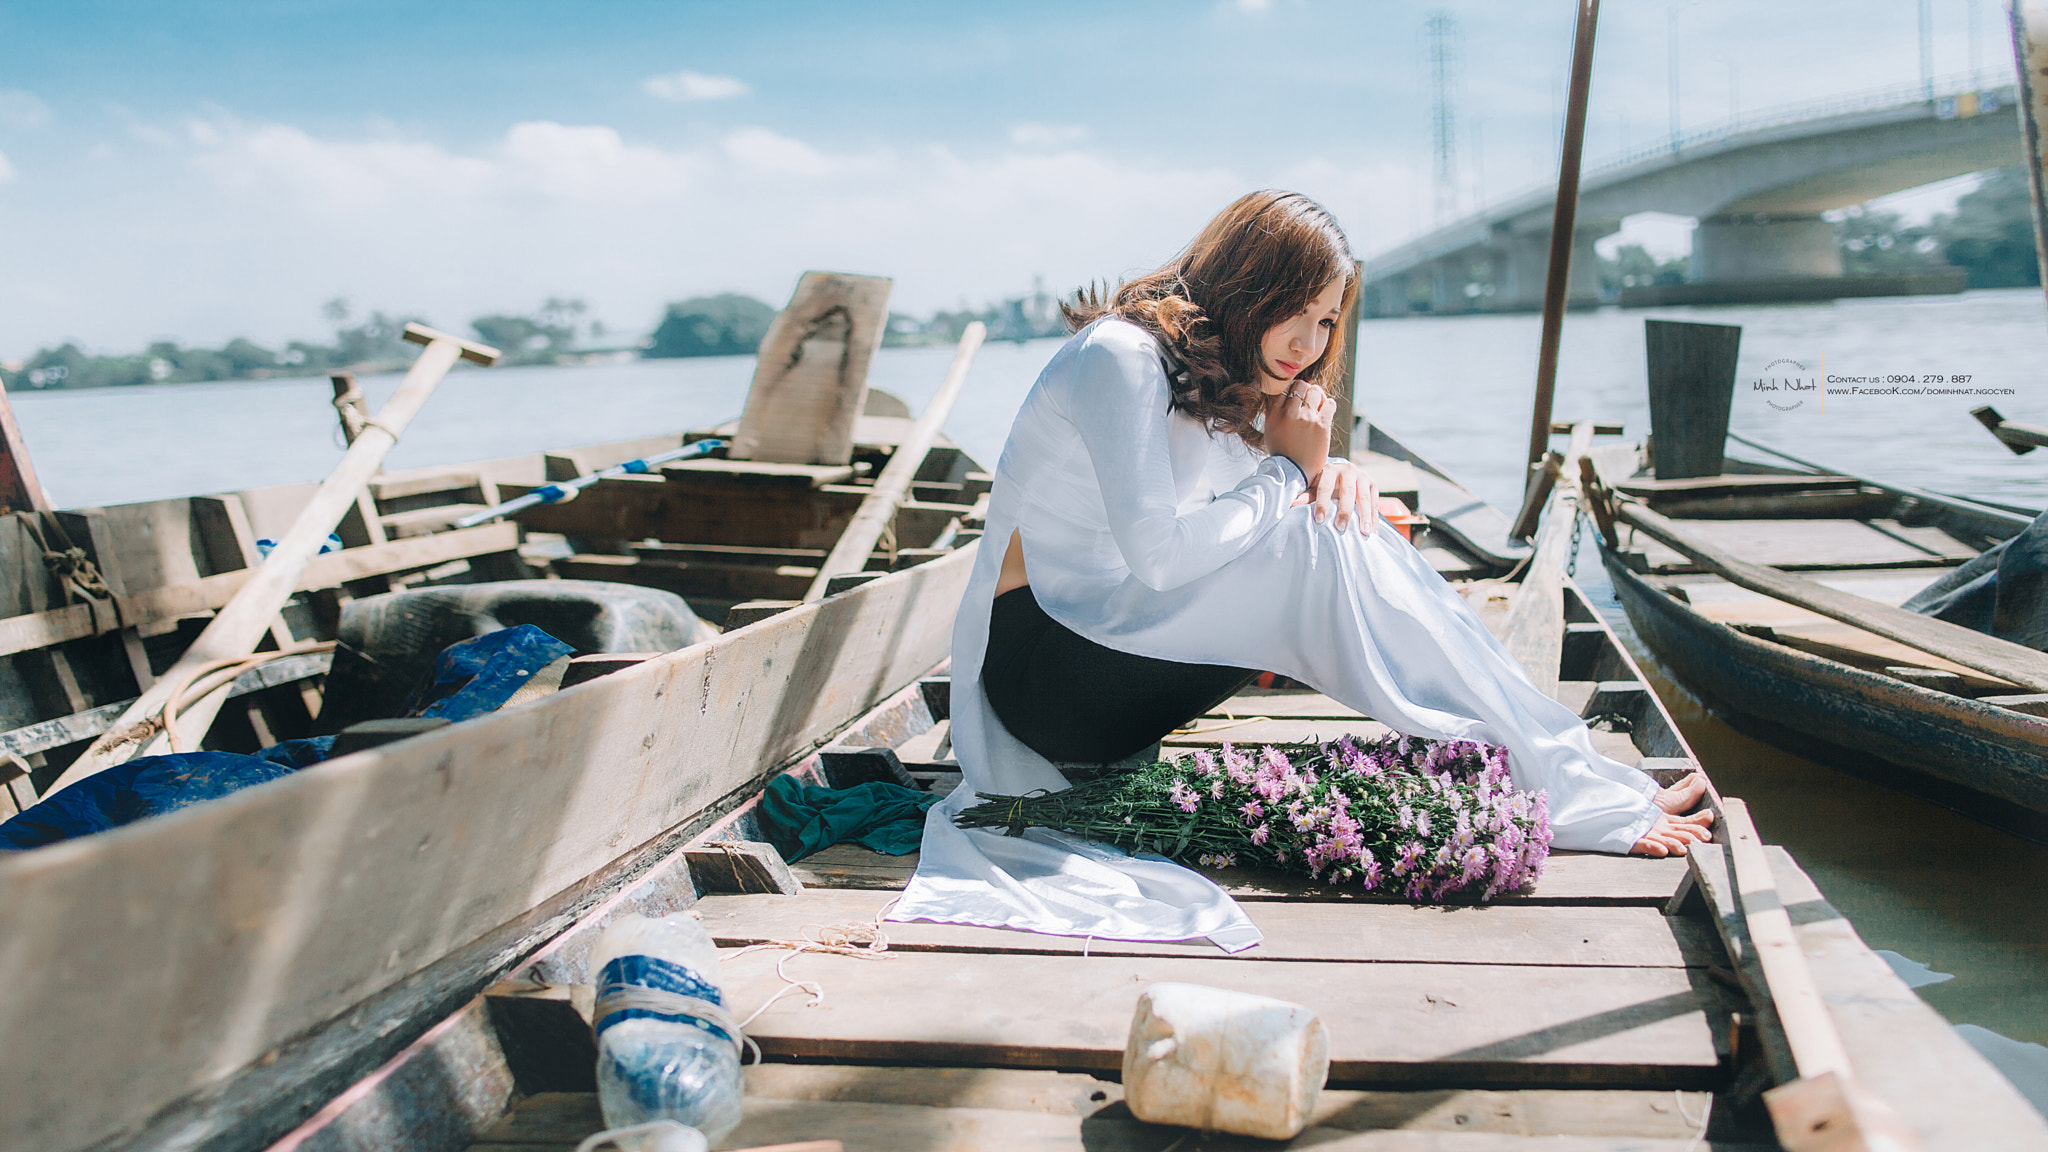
[
  {"left": 1626, "top": 518, "right": 1976, "bottom": 573},
  {"left": 1666, "top": 573, "right": 2024, "bottom": 692}
]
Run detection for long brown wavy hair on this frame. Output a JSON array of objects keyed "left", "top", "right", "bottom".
[{"left": 1063, "top": 190, "right": 1357, "bottom": 449}]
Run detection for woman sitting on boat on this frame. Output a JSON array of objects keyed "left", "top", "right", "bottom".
[{"left": 893, "top": 190, "right": 1712, "bottom": 951}]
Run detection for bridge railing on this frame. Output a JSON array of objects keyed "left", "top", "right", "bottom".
[{"left": 1584, "top": 69, "right": 2017, "bottom": 179}]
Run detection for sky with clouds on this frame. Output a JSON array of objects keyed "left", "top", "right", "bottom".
[{"left": 0, "top": 0, "right": 2019, "bottom": 358}]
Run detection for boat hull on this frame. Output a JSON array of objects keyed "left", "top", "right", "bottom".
[{"left": 1603, "top": 547, "right": 2048, "bottom": 841}]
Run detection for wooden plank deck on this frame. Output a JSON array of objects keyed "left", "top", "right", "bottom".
[
  {"left": 461, "top": 866, "right": 1739, "bottom": 1149},
  {"left": 699, "top": 890, "right": 1720, "bottom": 968},
  {"left": 718, "top": 947, "right": 1729, "bottom": 1086},
  {"left": 472, "top": 826, "right": 1735, "bottom": 1150},
  {"left": 787, "top": 843, "right": 1687, "bottom": 906},
  {"left": 469, "top": 1080, "right": 1744, "bottom": 1151}
]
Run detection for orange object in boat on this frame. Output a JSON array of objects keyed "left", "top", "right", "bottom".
[{"left": 1379, "top": 496, "right": 1425, "bottom": 541}]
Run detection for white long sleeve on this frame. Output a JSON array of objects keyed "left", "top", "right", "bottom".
[{"left": 1063, "top": 332, "right": 1307, "bottom": 591}]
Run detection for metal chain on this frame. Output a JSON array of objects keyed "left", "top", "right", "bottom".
[{"left": 1565, "top": 505, "right": 1585, "bottom": 579}]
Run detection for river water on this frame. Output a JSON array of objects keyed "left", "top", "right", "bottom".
[{"left": 13, "top": 288, "right": 2048, "bottom": 1048}]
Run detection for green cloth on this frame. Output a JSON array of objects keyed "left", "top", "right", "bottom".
[{"left": 758, "top": 775, "right": 940, "bottom": 863}]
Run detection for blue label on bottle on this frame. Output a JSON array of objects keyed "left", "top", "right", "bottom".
[{"left": 594, "top": 955, "right": 733, "bottom": 1046}]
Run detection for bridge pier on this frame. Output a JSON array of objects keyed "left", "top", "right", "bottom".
[
  {"left": 1430, "top": 260, "right": 1465, "bottom": 313},
  {"left": 1363, "top": 272, "right": 1411, "bottom": 318},
  {"left": 1691, "top": 212, "right": 1842, "bottom": 280},
  {"left": 1619, "top": 210, "right": 1963, "bottom": 305},
  {"left": 1499, "top": 231, "right": 1604, "bottom": 311}
]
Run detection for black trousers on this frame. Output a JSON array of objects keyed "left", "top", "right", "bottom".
[{"left": 982, "top": 586, "right": 1256, "bottom": 765}]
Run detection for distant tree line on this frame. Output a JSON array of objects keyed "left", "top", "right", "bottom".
[
  {"left": 1832, "top": 165, "right": 2040, "bottom": 288},
  {"left": 642, "top": 281, "right": 1069, "bottom": 361},
  {"left": 4, "top": 278, "right": 1088, "bottom": 392},
  {"left": 0, "top": 296, "right": 610, "bottom": 392},
  {"left": 1597, "top": 245, "right": 1692, "bottom": 293},
  {"left": 643, "top": 294, "right": 777, "bottom": 358},
  {"left": 884, "top": 278, "right": 1067, "bottom": 346}
]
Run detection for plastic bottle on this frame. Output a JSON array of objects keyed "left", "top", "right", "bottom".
[{"left": 587, "top": 912, "right": 745, "bottom": 1143}]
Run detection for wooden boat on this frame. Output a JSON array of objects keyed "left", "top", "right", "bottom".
[
  {"left": 1579, "top": 412, "right": 2048, "bottom": 842},
  {"left": 149, "top": 422, "right": 2037, "bottom": 1152}
]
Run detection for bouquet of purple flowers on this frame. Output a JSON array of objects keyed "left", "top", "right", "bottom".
[{"left": 954, "top": 734, "right": 1553, "bottom": 901}]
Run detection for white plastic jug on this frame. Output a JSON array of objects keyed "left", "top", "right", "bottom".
[{"left": 1121, "top": 982, "right": 1329, "bottom": 1140}]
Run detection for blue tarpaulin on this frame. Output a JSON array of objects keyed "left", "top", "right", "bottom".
[
  {"left": 403, "top": 625, "right": 575, "bottom": 721},
  {"left": 0, "top": 625, "right": 574, "bottom": 851}
]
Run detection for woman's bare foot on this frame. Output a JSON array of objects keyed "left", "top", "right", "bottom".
[
  {"left": 1631, "top": 810, "right": 1716, "bottom": 857},
  {"left": 1654, "top": 771, "right": 1709, "bottom": 815}
]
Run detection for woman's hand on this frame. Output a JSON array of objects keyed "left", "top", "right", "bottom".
[
  {"left": 1264, "top": 382, "right": 1335, "bottom": 485},
  {"left": 1630, "top": 810, "right": 1716, "bottom": 857},
  {"left": 1293, "top": 458, "right": 1378, "bottom": 533}
]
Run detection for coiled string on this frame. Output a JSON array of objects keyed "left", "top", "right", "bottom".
[{"left": 719, "top": 896, "right": 904, "bottom": 1064}]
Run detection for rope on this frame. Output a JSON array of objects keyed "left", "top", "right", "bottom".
[
  {"left": 97, "top": 713, "right": 167, "bottom": 756},
  {"left": 717, "top": 842, "right": 753, "bottom": 894},
  {"left": 330, "top": 379, "right": 368, "bottom": 445},
  {"left": 16, "top": 512, "right": 122, "bottom": 634},
  {"left": 1566, "top": 504, "right": 1585, "bottom": 579},
  {"left": 161, "top": 641, "right": 337, "bottom": 753},
  {"left": 1170, "top": 715, "right": 1275, "bottom": 736},
  {"left": 572, "top": 1121, "right": 704, "bottom": 1152},
  {"left": 593, "top": 985, "right": 745, "bottom": 1053},
  {"left": 720, "top": 894, "right": 903, "bottom": 1063},
  {"left": 1675, "top": 1089, "right": 1710, "bottom": 1152}
]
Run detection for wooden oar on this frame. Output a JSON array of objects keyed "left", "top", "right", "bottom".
[
  {"left": 50, "top": 324, "right": 497, "bottom": 789},
  {"left": 1971, "top": 405, "right": 2048, "bottom": 457},
  {"left": 1723, "top": 800, "right": 1922, "bottom": 1151},
  {"left": 802, "top": 322, "right": 985, "bottom": 602},
  {"left": 451, "top": 438, "right": 727, "bottom": 528},
  {"left": 1611, "top": 496, "right": 2048, "bottom": 693}
]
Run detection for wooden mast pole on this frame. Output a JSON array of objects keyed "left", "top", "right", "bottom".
[
  {"left": 1524, "top": 0, "right": 1602, "bottom": 478},
  {"left": 2010, "top": 1, "right": 2048, "bottom": 315},
  {"left": 1330, "top": 260, "right": 1363, "bottom": 461}
]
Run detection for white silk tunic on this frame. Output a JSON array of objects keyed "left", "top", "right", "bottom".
[{"left": 889, "top": 317, "right": 1661, "bottom": 952}]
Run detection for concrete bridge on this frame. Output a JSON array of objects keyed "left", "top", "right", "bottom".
[{"left": 1362, "top": 74, "right": 2023, "bottom": 316}]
